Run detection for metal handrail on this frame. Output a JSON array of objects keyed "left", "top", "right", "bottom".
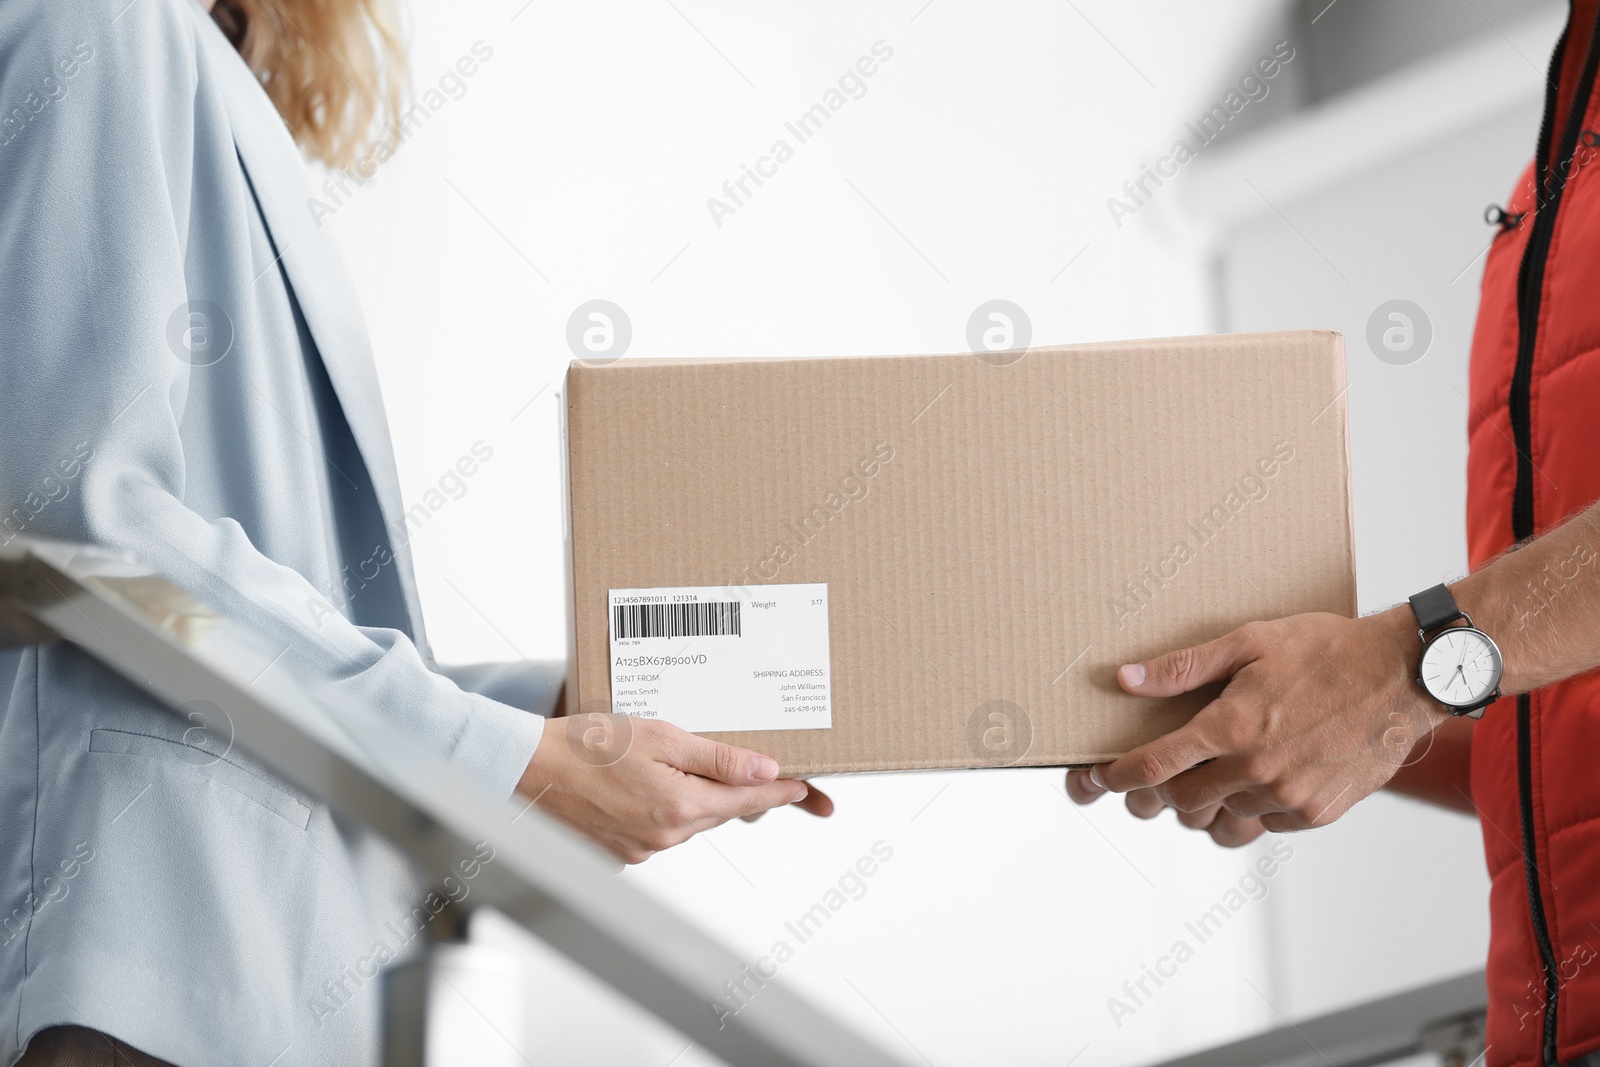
[
  {"left": 0, "top": 536, "right": 907, "bottom": 1067},
  {"left": 1142, "top": 969, "right": 1486, "bottom": 1067}
]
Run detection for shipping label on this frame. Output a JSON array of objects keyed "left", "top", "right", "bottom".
[{"left": 606, "top": 583, "right": 832, "bottom": 732}]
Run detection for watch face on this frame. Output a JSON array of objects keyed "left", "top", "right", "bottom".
[{"left": 1420, "top": 627, "right": 1503, "bottom": 707}]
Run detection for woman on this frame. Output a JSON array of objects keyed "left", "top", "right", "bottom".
[{"left": 0, "top": 1, "right": 827, "bottom": 1063}]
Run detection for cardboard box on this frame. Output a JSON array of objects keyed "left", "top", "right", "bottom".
[{"left": 561, "top": 330, "right": 1355, "bottom": 775}]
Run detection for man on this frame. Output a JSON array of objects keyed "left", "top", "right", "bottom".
[{"left": 1068, "top": 3, "right": 1600, "bottom": 1064}]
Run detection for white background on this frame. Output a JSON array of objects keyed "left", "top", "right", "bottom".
[{"left": 321, "top": 1, "right": 1561, "bottom": 1062}]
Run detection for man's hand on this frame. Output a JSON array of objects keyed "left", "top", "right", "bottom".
[
  {"left": 1071, "top": 501, "right": 1600, "bottom": 836},
  {"left": 1064, "top": 767, "right": 1267, "bottom": 847},
  {"left": 1091, "top": 607, "right": 1447, "bottom": 833},
  {"left": 517, "top": 712, "right": 832, "bottom": 864}
]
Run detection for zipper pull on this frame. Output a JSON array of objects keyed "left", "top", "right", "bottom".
[{"left": 1485, "top": 203, "right": 1526, "bottom": 231}]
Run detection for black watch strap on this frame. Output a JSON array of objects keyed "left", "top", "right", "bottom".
[{"left": 1409, "top": 583, "right": 1464, "bottom": 636}]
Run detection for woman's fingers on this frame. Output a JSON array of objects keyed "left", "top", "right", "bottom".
[
  {"left": 794, "top": 782, "right": 835, "bottom": 817},
  {"left": 742, "top": 781, "right": 834, "bottom": 820},
  {"left": 656, "top": 726, "right": 783, "bottom": 786}
]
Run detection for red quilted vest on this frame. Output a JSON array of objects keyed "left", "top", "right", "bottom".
[{"left": 1468, "top": 2, "right": 1600, "bottom": 1063}]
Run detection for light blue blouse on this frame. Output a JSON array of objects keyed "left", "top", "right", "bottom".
[{"left": 0, "top": 0, "right": 549, "bottom": 1063}]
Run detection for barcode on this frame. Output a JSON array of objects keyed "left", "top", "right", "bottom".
[{"left": 613, "top": 601, "right": 742, "bottom": 639}]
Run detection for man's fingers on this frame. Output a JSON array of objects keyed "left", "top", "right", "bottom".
[
  {"left": 1095, "top": 722, "right": 1221, "bottom": 793},
  {"left": 1125, "top": 787, "right": 1166, "bottom": 820},
  {"left": 1174, "top": 802, "right": 1223, "bottom": 831},
  {"left": 1119, "top": 627, "right": 1257, "bottom": 698},
  {"left": 660, "top": 728, "right": 782, "bottom": 786},
  {"left": 1160, "top": 758, "right": 1253, "bottom": 813},
  {"left": 1257, "top": 811, "right": 1307, "bottom": 834},
  {"left": 1208, "top": 810, "right": 1267, "bottom": 848},
  {"left": 1064, "top": 767, "right": 1105, "bottom": 804}
]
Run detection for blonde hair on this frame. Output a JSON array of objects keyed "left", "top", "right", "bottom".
[{"left": 211, "top": 0, "right": 407, "bottom": 168}]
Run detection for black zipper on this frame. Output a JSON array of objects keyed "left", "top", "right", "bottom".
[
  {"left": 1516, "top": 693, "right": 1559, "bottom": 1065},
  {"left": 1485, "top": 204, "right": 1526, "bottom": 232},
  {"left": 1509, "top": 6, "right": 1600, "bottom": 1063}
]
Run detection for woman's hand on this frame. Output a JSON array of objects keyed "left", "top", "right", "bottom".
[
  {"left": 517, "top": 712, "right": 831, "bottom": 864},
  {"left": 1064, "top": 767, "right": 1266, "bottom": 847}
]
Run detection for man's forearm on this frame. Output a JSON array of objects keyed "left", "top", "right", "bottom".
[{"left": 1446, "top": 499, "right": 1600, "bottom": 694}]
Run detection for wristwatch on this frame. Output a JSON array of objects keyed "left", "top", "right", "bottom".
[{"left": 1407, "top": 583, "right": 1504, "bottom": 718}]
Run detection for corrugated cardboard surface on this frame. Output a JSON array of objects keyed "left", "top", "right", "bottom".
[{"left": 563, "top": 331, "right": 1355, "bottom": 774}]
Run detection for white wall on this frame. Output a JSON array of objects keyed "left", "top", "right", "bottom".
[{"left": 318, "top": 0, "right": 1552, "bottom": 1062}]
